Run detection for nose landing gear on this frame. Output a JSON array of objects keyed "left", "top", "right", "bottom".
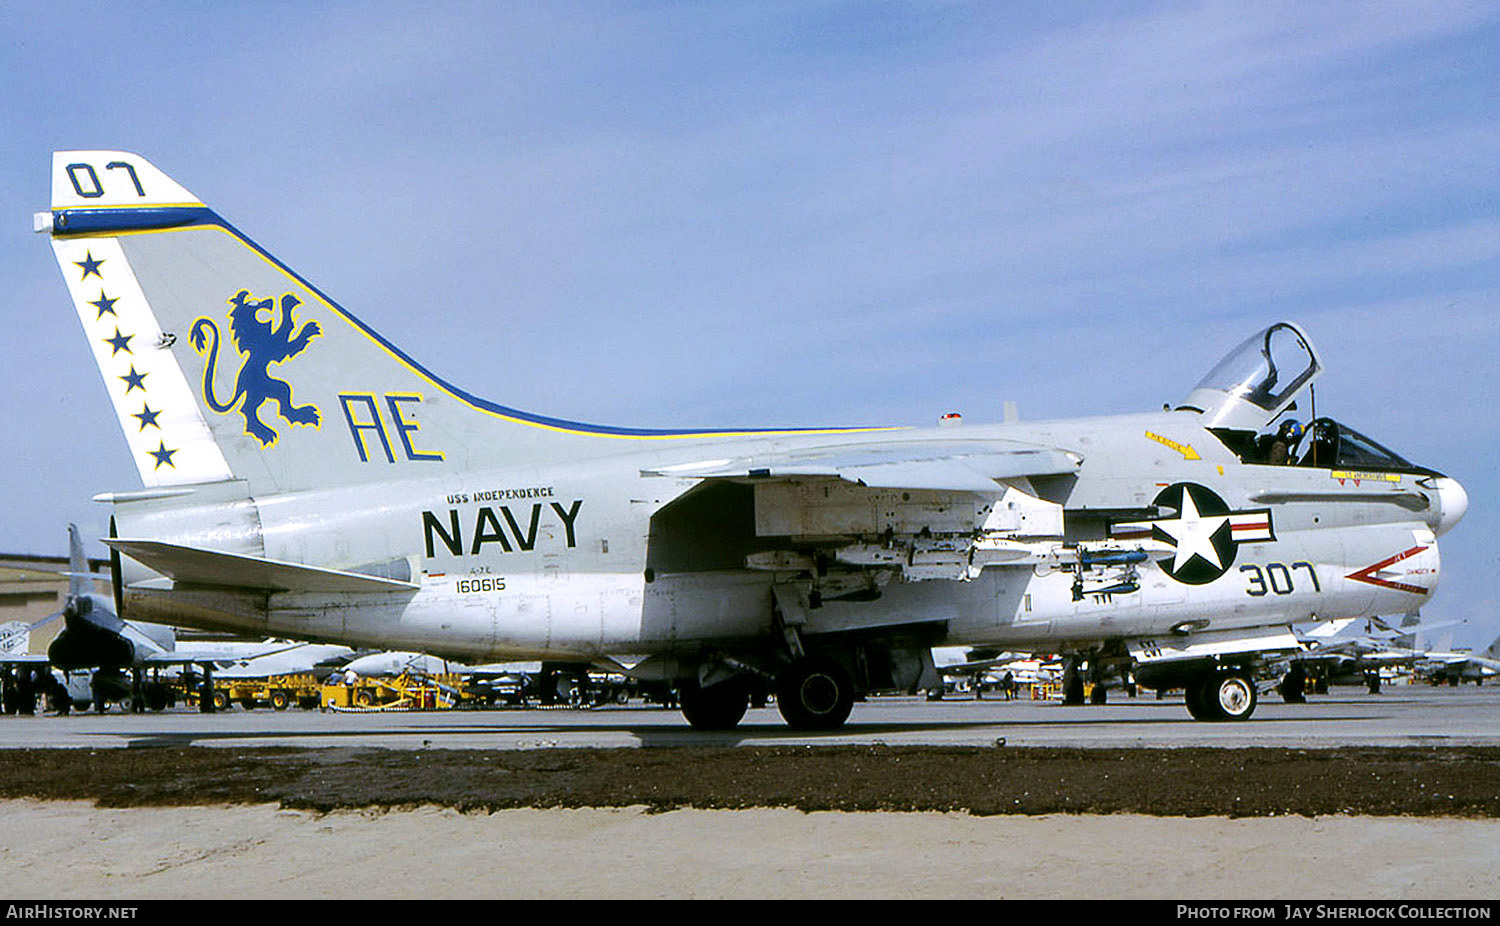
[{"left": 1185, "top": 671, "right": 1257, "bottom": 721}]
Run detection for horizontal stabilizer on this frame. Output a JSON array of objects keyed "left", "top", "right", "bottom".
[
  {"left": 105, "top": 540, "right": 417, "bottom": 594},
  {"left": 643, "top": 441, "right": 1081, "bottom": 492}
]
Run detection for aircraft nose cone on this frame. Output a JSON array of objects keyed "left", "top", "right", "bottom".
[{"left": 1433, "top": 476, "right": 1468, "bottom": 536}]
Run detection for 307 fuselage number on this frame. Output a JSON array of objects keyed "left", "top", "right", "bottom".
[{"left": 1240, "top": 562, "right": 1320, "bottom": 597}]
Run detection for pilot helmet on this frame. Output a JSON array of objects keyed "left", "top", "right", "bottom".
[{"left": 1278, "top": 419, "right": 1304, "bottom": 441}]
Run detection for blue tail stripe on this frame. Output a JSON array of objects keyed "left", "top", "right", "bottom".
[{"left": 53, "top": 207, "right": 885, "bottom": 439}]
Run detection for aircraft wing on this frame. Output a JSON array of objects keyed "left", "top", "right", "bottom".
[
  {"left": 139, "top": 653, "right": 237, "bottom": 668},
  {"left": 937, "top": 658, "right": 1002, "bottom": 676},
  {"left": 105, "top": 540, "right": 418, "bottom": 593},
  {"left": 646, "top": 439, "right": 1085, "bottom": 585},
  {"left": 1422, "top": 652, "right": 1476, "bottom": 666},
  {"left": 935, "top": 653, "right": 1032, "bottom": 675},
  {"left": 1356, "top": 650, "right": 1425, "bottom": 666},
  {"left": 642, "top": 439, "right": 1081, "bottom": 492}
]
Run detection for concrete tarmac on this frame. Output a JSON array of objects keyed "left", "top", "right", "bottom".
[
  {"left": 2, "top": 682, "right": 1497, "bottom": 750},
  {"left": 7, "top": 684, "right": 1498, "bottom": 900}
]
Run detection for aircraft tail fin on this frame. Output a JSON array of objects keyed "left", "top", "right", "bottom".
[
  {"left": 66, "top": 524, "right": 91, "bottom": 601},
  {"left": 45, "top": 151, "right": 884, "bottom": 495}
]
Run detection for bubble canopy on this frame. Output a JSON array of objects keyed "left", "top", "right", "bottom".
[{"left": 1179, "top": 322, "right": 1323, "bottom": 430}]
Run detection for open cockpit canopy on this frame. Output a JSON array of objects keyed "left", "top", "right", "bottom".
[{"left": 1179, "top": 322, "right": 1322, "bottom": 431}]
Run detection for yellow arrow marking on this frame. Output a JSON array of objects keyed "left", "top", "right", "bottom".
[{"left": 1146, "top": 431, "right": 1200, "bottom": 461}]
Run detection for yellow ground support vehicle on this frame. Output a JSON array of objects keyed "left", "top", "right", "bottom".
[
  {"left": 225, "top": 673, "right": 324, "bottom": 710},
  {"left": 1030, "top": 680, "right": 1061, "bottom": 701},
  {"left": 320, "top": 671, "right": 466, "bottom": 711},
  {"left": 177, "top": 673, "right": 324, "bottom": 710}
]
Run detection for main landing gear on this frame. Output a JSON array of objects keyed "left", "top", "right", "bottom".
[
  {"left": 678, "top": 677, "right": 750, "bottom": 731},
  {"left": 678, "top": 658, "right": 858, "bottom": 732},
  {"left": 775, "top": 658, "right": 854, "bottom": 731}
]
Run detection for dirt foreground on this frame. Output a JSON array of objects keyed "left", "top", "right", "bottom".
[
  {"left": 4, "top": 746, "right": 1499, "bottom": 899},
  {"left": 2, "top": 745, "right": 1497, "bottom": 816}
]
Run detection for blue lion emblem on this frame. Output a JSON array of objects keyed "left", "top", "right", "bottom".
[{"left": 190, "top": 290, "right": 322, "bottom": 446}]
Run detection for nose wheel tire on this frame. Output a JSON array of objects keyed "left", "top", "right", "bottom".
[
  {"left": 776, "top": 659, "right": 854, "bottom": 731},
  {"left": 1186, "top": 672, "right": 1257, "bottom": 722}
]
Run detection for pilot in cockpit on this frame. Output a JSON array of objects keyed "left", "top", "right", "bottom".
[
  {"left": 1265, "top": 419, "right": 1303, "bottom": 465},
  {"left": 1249, "top": 418, "right": 1303, "bottom": 464}
]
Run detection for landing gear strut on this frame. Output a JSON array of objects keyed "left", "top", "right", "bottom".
[
  {"left": 1280, "top": 662, "right": 1307, "bottom": 703},
  {"left": 1061, "top": 656, "right": 1085, "bottom": 706}
]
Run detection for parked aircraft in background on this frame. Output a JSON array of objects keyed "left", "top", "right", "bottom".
[
  {"left": 931, "top": 646, "right": 1062, "bottom": 698},
  {"left": 211, "top": 643, "right": 355, "bottom": 681},
  {"left": 1276, "top": 617, "right": 1418, "bottom": 697},
  {"left": 1416, "top": 636, "right": 1500, "bottom": 686},
  {"left": 1, "top": 620, "right": 53, "bottom": 663},
  {"left": 28, "top": 525, "right": 353, "bottom": 710},
  {"left": 41, "top": 150, "right": 1468, "bottom": 729},
  {"left": 0, "top": 617, "right": 61, "bottom": 715},
  {"left": 1270, "top": 614, "right": 1475, "bottom": 697}
]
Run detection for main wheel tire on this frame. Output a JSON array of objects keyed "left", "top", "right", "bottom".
[
  {"left": 775, "top": 659, "right": 854, "bottom": 731},
  {"left": 679, "top": 679, "right": 749, "bottom": 730},
  {"left": 145, "top": 684, "right": 169, "bottom": 712}
]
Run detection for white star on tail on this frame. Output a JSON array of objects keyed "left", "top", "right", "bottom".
[{"left": 1158, "top": 489, "right": 1228, "bottom": 573}]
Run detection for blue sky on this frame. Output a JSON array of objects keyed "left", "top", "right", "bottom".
[{"left": 2, "top": 2, "right": 1497, "bottom": 648}]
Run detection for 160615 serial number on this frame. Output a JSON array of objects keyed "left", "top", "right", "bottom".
[{"left": 456, "top": 577, "right": 507, "bottom": 593}]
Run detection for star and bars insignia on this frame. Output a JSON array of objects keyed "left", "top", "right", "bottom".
[{"left": 1110, "top": 482, "right": 1274, "bottom": 585}]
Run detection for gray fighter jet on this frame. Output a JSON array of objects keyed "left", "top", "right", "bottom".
[{"left": 39, "top": 151, "right": 1468, "bottom": 729}]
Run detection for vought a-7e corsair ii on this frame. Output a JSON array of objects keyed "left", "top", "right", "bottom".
[{"left": 40, "top": 151, "right": 1468, "bottom": 729}]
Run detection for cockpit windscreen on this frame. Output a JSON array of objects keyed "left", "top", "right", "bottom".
[{"left": 1299, "top": 419, "right": 1424, "bottom": 473}]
